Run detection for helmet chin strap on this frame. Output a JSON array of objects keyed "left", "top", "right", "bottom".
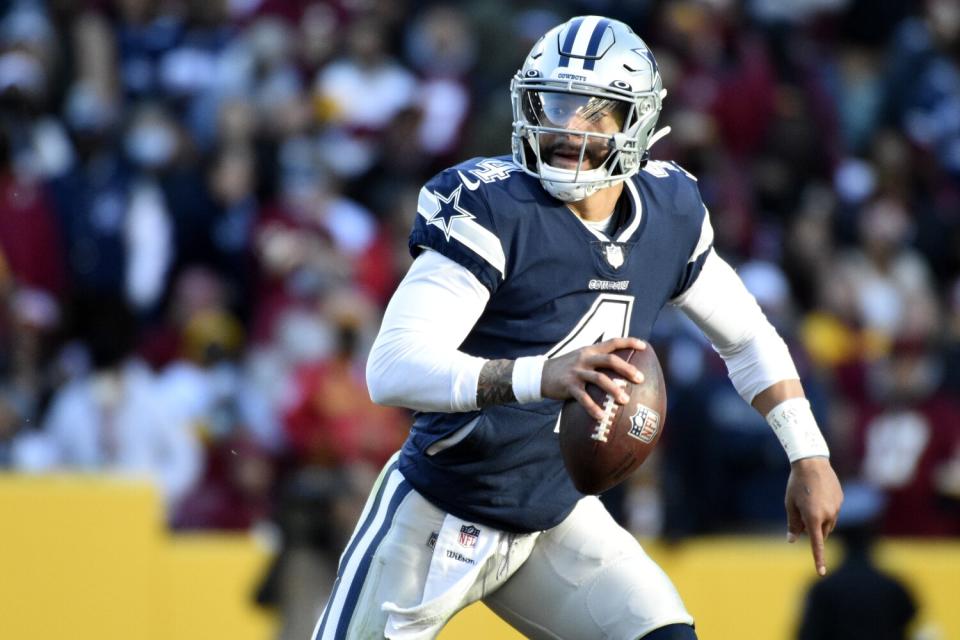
[
  {"left": 541, "top": 177, "right": 600, "bottom": 202},
  {"left": 539, "top": 164, "right": 626, "bottom": 202}
]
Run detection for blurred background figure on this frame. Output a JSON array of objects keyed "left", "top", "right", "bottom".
[
  {"left": 854, "top": 337, "right": 960, "bottom": 536},
  {"left": 796, "top": 483, "right": 917, "bottom": 640},
  {"left": 313, "top": 16, "right": 417, "bottom": 180},
  {"left": 35, "top": 295, "right": 203, "bottom": 514},
  {"left": 256, "top": 288, "right": 406, "bottom": 640}
]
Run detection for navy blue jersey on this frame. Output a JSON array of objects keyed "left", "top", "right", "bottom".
[{"left": 399, "top": 156, "right": 710, "bottom": 533}]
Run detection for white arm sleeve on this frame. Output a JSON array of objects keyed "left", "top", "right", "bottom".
[
  {"left": 366, "top": 249, "right": 491, "bottom": 412},
  {"left": 672, "top": 250, "right": 799, "bottom": 404}
]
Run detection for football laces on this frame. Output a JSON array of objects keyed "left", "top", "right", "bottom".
[{"left": 591, "top": 379, "right": 626, "bottom": 443}]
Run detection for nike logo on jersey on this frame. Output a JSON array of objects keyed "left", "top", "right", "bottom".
[
  {"left": 457, "top": 160, "right": 519, "bottom": 191},
  {"left": 458, "top": 171, "right": 481, "bottom": 191}
]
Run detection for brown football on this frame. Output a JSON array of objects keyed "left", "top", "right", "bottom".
[{"left": 558, "top": 346, "right": 666, "bottom": 495}]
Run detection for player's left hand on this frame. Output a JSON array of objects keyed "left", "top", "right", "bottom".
[{"left": 785, "top": 456, "right": 843, "bottom": 576}]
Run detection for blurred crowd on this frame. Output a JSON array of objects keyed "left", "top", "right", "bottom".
[{"left": 0, "top": 0, "right": 958, "bottom": 630}]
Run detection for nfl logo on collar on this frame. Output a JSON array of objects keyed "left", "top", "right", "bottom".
[
  {"left": 604, "top": 243, "right": 625, "bottom": 269},
  {"left": 458, "top": 525, "right": 481, "bottom": 548}
]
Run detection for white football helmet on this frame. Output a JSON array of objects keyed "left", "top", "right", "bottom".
[{"left": 511, "top": 16, "right": 668, "bottom": 202}]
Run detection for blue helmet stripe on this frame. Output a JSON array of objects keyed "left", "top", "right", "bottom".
[
  {"left": 582, "top": 18, "right": 610, "bottom": 70},
  {"left": 557, "top": 17, "right": 584, "bottom": 68}
]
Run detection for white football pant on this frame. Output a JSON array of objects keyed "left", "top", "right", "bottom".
[{"left": 312, "top": 453, "right": 693, "bottom": 640}]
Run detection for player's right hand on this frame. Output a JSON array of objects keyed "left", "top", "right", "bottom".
[{"left": 541, "top": 337, "right": 647, "bottom": 421}]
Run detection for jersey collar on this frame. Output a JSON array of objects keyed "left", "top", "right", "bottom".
[{"left": 614, "top": 178, "right": 644, "bottom": 243}]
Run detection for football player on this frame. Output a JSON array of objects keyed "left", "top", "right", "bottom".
[{"left": 313, "top": 15, "right": 843, "bottom": 640}]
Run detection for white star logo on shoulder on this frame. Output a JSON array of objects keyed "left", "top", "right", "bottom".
[
  {"left": 415, "top": 183, "right": 506, "bottom": 277},
  {"left": 426, "top": 185, "right": 476, "bottom": 240}
]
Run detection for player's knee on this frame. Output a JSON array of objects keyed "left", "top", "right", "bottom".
[{"left": 637, "top": 623, "right": 698, "bottom": 640}]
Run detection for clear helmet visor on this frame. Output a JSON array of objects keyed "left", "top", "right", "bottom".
[{"left": 522, "top": 90, "right": 630, "bottom": 132}]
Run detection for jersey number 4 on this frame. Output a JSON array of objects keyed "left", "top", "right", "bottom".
[
  {"left": 546, "top": 294, "right": 635, "bottom": 358},
  {"left": 548, "top": 294, "right": 634, "bottom": 432}
]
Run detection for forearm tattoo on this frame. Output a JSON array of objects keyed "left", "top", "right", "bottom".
[{"left": 477, "top": 359, "right": 517, "bottom": 407}]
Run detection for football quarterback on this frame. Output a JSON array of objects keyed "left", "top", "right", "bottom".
[{"left": 313, "top": 16, "right": 842, "bottom": 640}]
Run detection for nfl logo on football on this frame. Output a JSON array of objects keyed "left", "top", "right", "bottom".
[
  {"left": 628, "top": 405, "right": 660, "bottom": 443},
  {"left": 458, "top": 525, "right": 481, "bottom": 548}
]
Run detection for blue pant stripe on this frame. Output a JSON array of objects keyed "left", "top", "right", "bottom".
[
  {"left": 312, "top": 576, "right": 338, "bottom": 640},
  {"left": 334, "top": 479, "right": 412, "bottom": 639},
  {"left": 337, "top": 460, "right": 398, "bottom": 576},
  {"left": 313, "top": 460, "right": 399, "bottom": 640}
]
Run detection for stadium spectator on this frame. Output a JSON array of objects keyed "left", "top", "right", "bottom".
[
  {"left": 796, "top": 483, "right": 918, "bottom": 640},
  {"left": 0, "top": 128, "right": 66, "bottom": 297},
  {"left": 855, "top": 338, "right": 960, "bottom": 536},
  {"left": 35, "top": 296, "right": 203, "bottom": 514},
  {"left": 313, "top": 16, "right": 417, "bottom": 179}
]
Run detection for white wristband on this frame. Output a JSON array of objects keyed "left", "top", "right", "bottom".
[
  {"left": 512, "top": 355, "right": 547, "bottom": 404},
  {"left": 765, "top": 397, "right": 830, "bottom": 462}
]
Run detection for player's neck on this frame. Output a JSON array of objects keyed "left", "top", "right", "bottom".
[{"left": 566, "top": 182, "right": 624, "bottom": 222}]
